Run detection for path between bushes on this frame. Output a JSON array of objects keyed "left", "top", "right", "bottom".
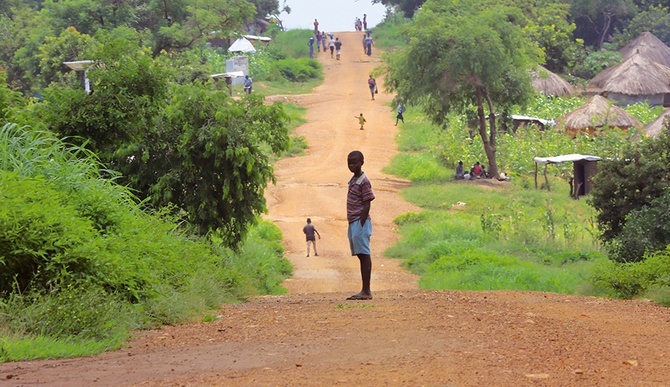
[{"left": 2, "top": 31, "right": 670, "bottom": 387}]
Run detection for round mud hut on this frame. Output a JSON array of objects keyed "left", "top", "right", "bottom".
[
  {"left": 638, "top": 108, "right": 670, "bottom": 139},
  {"left": 588, "top": 53, "right": 670, "bottom": 106},
  {"left": 557, "top": 95, "right": 642, "bottom": 137},
  {"left": 619, "top": 31, "right": 670, "bottom": 67},
  {"left": 531, "top": 65, "right": 574, "bottom": 97}
]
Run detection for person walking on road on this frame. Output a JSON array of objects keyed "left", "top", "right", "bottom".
[
  {"left": 367, "top": 75, "right": 377, "bottom": 100},
  {"left": 329, "top": 36, "right": 335, "bottom": 58},
  {"left": 364, "top": 33, "right": 374, "bottom": 56},
  {"left": 322, "top": 32, "right": 328, "bottom": 52},
  {"left": 356, "top": 113, "right": 367, "bottom": 130},
  {"left": 308, "top": 37, "right": 315, "bottom": 58},
  {"left": 334, "top": 37, "right": 342, "bottom": 60},
  {"left": 313, "top": 19, "right": 319, "bottom": 34},
  {"left": 303, "top": 218, "right": 321, "bottom": 257},
  {"left": 345, "top": 150, "right": 375, "bottom": 300}
]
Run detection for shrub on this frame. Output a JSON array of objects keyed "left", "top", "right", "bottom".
[{"left": 273, "top": 58, "right": 322, "bottom": 82}]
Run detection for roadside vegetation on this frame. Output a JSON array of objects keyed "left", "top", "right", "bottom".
[
  {"left": 375, "top": 9, "right": 670, "bottom": 305},
  {"left": 0, "top": 3, "right": 318, "bottom": 359}
]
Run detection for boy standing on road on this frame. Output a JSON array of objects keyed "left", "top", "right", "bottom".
[
  {"left": 303, "top": 218, "right": 321, "bottom": 257},
  {"left": 346, "top": 150, "right": 375, "bottom": 300}
]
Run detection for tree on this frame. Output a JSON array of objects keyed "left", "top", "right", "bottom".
[
  {"left": 569, "top": 0, "right": 637, "bottom": 50},
  {"left": 590, "top": 131, "right": 670, "bottom": 262},
  {"left": 613, "top": 5, "right": 670, "bottom": 47},
  {"left": 371, "top": 0, "right": 425, "bottom": 18},
  {"left": 36, "top": 28, "right": 290, "bottom": 248},
  {"left": 383, "top": 0, "right": 542, "bottom": 179}
]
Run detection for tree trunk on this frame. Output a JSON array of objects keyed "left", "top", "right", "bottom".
[{"left": 475, "top": 86, "right": 499, "bottom": 179}]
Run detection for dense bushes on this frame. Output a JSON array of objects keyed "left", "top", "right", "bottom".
[{"left": 0, "top": 124, "right": 292, "bottom": 358}]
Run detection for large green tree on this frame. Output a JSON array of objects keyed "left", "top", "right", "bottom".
[
  {"left": 36, "top": 29, "right": 289, "bottom": 247},
  {"left": 384, "top": 0, "right": 542, "bottom": 178}
]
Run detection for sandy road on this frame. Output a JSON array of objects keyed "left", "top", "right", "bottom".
[
  {"left": 3, "top": 32, "right": 670, "bottom": 387},
  {"left": 263, "top": 31, "right": 420, "bottom": 295}
]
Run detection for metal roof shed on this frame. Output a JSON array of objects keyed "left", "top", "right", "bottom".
[{"left": 533, "top": 154, "right": 602, "bottom": 198}]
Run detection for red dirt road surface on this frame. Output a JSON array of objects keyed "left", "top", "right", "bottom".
[{"left": 2, "top": 31, "right": 669, "bottom": 387}]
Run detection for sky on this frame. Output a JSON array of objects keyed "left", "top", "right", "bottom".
[{"left": 278, "top": 0, "right": 388, "bottom": 32}]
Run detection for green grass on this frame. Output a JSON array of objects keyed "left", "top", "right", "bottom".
[
  {"left": 386, "top": 180, "right": 606, "bottom": 294},
  {"left": 255, "top": 77, "right": 323, "bottom": 96},
  {"left": 383, "top": 105, "right": 614, "bottom": 295}
]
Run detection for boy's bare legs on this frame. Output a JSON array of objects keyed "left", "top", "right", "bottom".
[{"left": 347, "top": 253, "right": 372, "bottom": 299}]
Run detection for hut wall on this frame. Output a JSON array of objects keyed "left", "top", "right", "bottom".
[
  {"left": 609, "top": 93, "right": 665, "bottom": 107},
  {"left": 573, "top": 160, "right": 598, "bottom": 196}
]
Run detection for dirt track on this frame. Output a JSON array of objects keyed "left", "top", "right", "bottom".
[{"left": 2, "top": 31, "right": 670, "bottom": 387}]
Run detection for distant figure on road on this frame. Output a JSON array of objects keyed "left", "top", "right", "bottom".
[
  {"left": 334, "top": 37, "right": 342, "bottom": 60},
  {"left": 303, "top": 218, "right": 321, "bottom": 257},
  {"left": 346, "top": 150, "right": 375, "bottom": 300},
  {"left": 322, "top": 32, "right": 328, "bottom": 51},
  {"left": 364, "top": 33, "right": 374, "bottom": 56},
  {"left": 243, "top": 75, "right": 252, "bottom": 94},
  {"left": 313, "top": 19, "right": 319, "bottom": 34},
  {"left": 329, "top": 36, "right": 335, "bottom": 58},
  {"left": 308, "top": 37, "right": 315, "bottom": 58},
  {"left": 363, "top": 14, "right": 368, "bottom": 30},
  {"left": 367, "top": 75, "right": 377, "bottom": 100},
  {"left": 316, "top": 31, "right": 322, "bottom": 51},
  {"left": 356, "top": 113, "right": 366, "bottom": 130}
]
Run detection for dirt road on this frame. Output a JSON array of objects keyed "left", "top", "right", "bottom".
[{"left": 2, "top": 32, "right": 670, "bottom": 387}]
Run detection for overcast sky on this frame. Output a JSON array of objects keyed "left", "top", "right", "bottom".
[{"left": 278, "top": 0, "right": 388, "bottom": 32}]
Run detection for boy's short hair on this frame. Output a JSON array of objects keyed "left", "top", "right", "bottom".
[
  {"left": 307, "top": 218, "right": 311, "bottom": 223},
  {"left": 348, "top": 150, "right": 364, "bottom": 161}
]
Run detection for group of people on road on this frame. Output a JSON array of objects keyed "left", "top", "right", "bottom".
[
  {"left": 300, "top": 18, "right": 413, "bottom": 301},
  {"left": 354, "top": 14, "right": 368, "bottom": 31}
]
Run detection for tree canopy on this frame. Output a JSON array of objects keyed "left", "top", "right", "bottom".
[
  {"left": 31, "top": 30, "right": 289, "bottom": 247},
  {"left": 384, "top": 0, "right": 542, "bottom": 178}
]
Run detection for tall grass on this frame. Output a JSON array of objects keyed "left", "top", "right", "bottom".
[
  {"left": 383, "top": 103, "right": 617, "bottom": 294},
  {"left": 0, "top": 123, "right": 292, "bottom": 360}
]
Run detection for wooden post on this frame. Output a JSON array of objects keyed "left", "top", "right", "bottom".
[
  {"left": 544, "top": 164, "right": 551, "bottom": 192},
  {"left": 534, "top": 162, "right": 538, "bottom": 189}
]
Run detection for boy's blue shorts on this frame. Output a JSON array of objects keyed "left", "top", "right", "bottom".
[{"left": 348, "top": 219, "right": 372, "bottom": 256}]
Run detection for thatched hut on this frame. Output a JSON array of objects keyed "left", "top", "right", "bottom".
[
  {"left": 638, "top": 108, "right": 670, "bottom": 139},
  {"left": 558, "top": 95, "right": 642, "bottom": 137},
  {"left": 619, "top": 31, "right": 670, "bottom": 66},
  {"left": 531, "top": 65, "right": 574, "bottom": 96},
  {"left": 588, "top": 53, "right": 670, "bottom": 106}
]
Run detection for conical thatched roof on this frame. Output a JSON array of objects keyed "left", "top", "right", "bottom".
[
  {"left": 619, "top": 31, "right": 670, "bottom": 66},
  {"left": 559, "top": 95, "right": 642, "bottom": 132},
  {"left": 531, "top": 65, "right": 574, "bottom": 96},
  {"left": 640, "top": 108, "right": 670, "bottom": 139},
  {"left": 589, "top": 53, "right": 670, "bottom": 94}
]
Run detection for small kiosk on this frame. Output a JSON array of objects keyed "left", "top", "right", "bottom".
[{"left": 533, "top": 154, "right": 602, "bottom": 198}]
